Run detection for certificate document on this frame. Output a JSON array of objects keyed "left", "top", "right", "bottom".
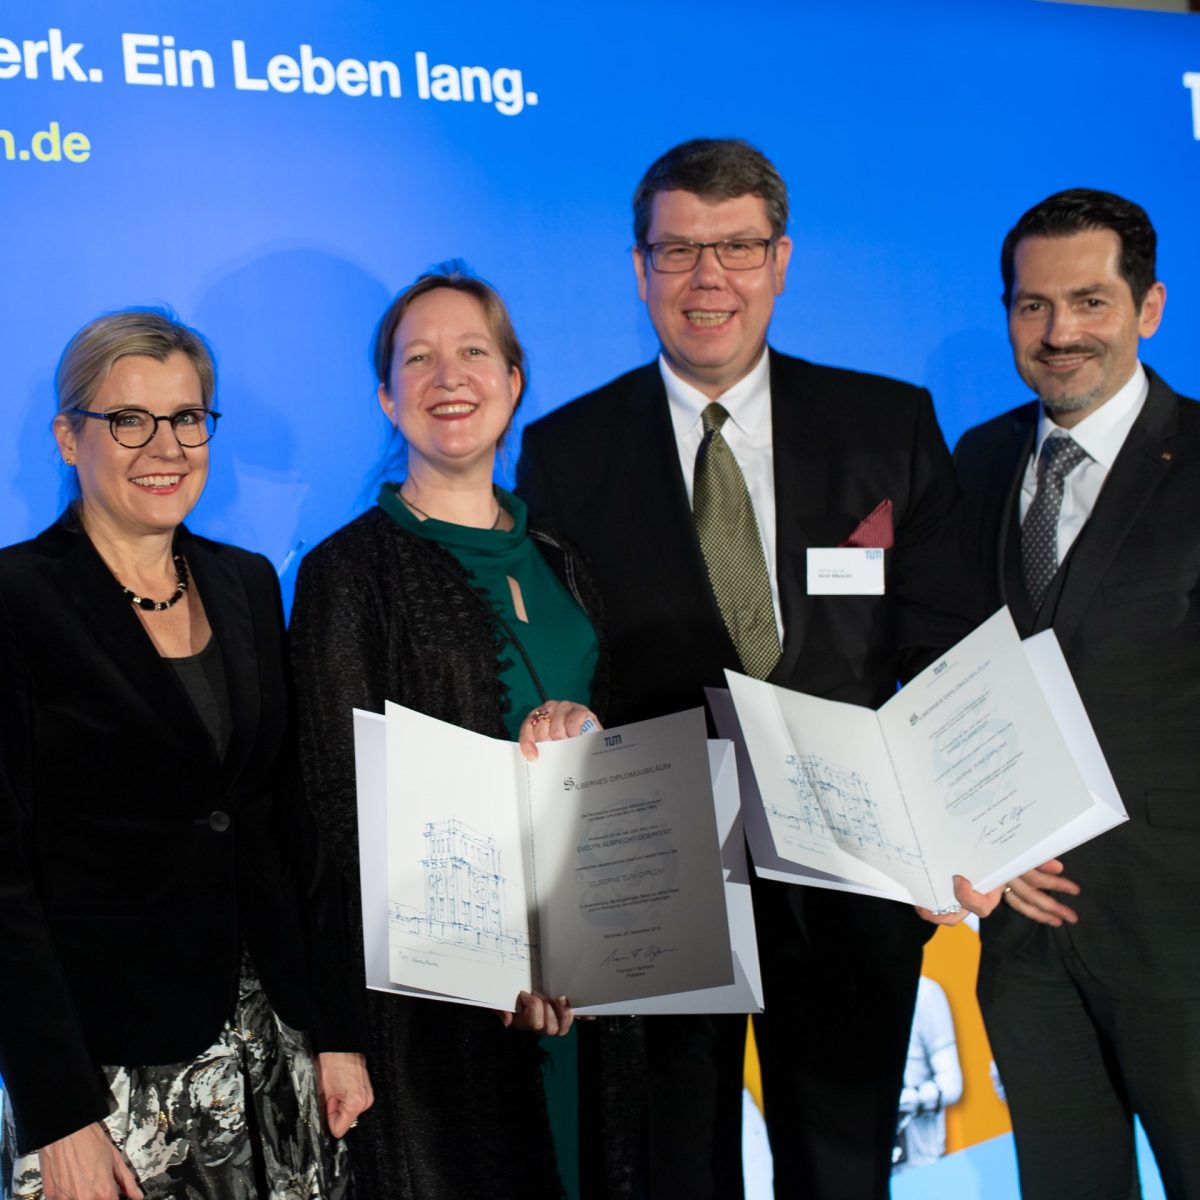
[
  {"left": 353, "top": 705, "right": 736, "bottom": 1012},
  {"left": 578, "top": 740, "right": 763, "bottom": 1016},
  {"left": 719, "top": 608, "right": 1126, "bottom": 911}
]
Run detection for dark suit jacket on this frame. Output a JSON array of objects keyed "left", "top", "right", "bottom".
[
  {"left": 954, "top": 367, "right": 1200, "bottom": 996},
  {"left": 0, "top": 521, "right": 359, "bottom": 1154},
  {"left": 518, "top": 350, "right": 973, "bottom": 964}
]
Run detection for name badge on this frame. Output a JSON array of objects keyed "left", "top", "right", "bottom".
[{"left": 806, "top": 547, "right": 885, "bottom": 595}]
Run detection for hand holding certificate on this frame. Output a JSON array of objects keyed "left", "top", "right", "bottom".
[
  {"left": 716, "top": 608, "right": 1126, "bottom": 912},
  {"left": 354, "top": 705, "right": 751, "bottom": 1014}
]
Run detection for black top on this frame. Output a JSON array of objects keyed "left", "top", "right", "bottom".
[{"left": 167, "top": 638, "right": 233, "bottom": 760}]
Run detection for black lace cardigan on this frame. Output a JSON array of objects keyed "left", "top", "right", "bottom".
[{"left": 290, "top": 506, "right": 642, "bottom": 1200}]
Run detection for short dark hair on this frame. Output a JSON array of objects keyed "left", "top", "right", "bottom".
[
  {"left": 372, "top": 260, "right": 526, "bottom": 410},
  {"left": 632, "top": 138, "right": 789, "bottom": 245},
  {"left": 1000, "top": 188, "right": 1158, "bottom": 310}
]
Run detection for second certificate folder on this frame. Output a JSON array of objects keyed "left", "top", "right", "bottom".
[
  {"left": 353, "top": 704, "right": 756, "bottom": 1014},
  {"left": 716, "top": 608, "right": 1126, "bottom": 912}
]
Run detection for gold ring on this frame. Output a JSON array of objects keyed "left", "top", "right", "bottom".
[
  {"left": 530, "top": 707, "right": 551, "bottom": 724},
  {"left": 1003, "top": 886, "right": 1013, "bottom": 897}
]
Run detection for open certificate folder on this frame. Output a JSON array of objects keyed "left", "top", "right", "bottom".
[
  {"left": 353, "top": 705, "right": 749, "bottom": 1014},
  {"left": 717, "top": 608, "right": 1126, "bottom": 912},
  {"left": 582, "top": 740, "right": 763, "bottom": 1016}
]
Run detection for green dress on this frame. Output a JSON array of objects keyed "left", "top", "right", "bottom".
[
  {"left": 377, "top": 483, "right": 597, "bottom": 1198},
  {"left": 377, "top": 485, "right": 598, "bottom": 734}
]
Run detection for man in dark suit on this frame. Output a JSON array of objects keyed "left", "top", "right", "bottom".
[
  {"left": 955, "top": 188, "right": 1200, "bottom": 1199},
  {"left": 518, "top": 138, "right": 974, "bottom": 1200}
]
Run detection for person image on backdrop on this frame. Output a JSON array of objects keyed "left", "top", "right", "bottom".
[
  {"left": 289, "top": 265, "right": 642, "bottom": 1200},
  {"left": 0, "top": 310, "right": 372, "bottom": 1200},
  {"left": 955, "top": 189, "right": 1200, "bottom": 1200},
  {"left": 517, "top": 137, "right": 988, "bottom": 1200},
  {"left": 892, "top": 975, "right": 962, "bottom": 1172}
]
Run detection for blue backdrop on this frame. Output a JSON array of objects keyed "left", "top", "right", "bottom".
[
  {"left": 3, "top": 0, "right": 1198, "bottom": 608},
  {"left": 3, "top": 2, "right": 1199, "bottom": 1190}
]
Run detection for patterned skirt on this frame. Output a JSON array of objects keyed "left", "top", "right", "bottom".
[{"left": 2, "top": 956, "right": 349, "bottom": 1200}]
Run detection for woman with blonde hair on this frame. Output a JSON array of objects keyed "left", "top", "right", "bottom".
[{"left": 0, "top": 308, "right": 371, "bottom": 1200}]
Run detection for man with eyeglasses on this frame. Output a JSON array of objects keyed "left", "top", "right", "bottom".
[{"left": 519, "top": 138, "right": 971, "bottom": 1199}]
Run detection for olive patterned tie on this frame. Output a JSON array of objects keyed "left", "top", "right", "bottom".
[
  {"left": 1021, "top": 433, "right": 1089, "bottom": 610},
  {"left": 693, "top": 402, "right": 782, "bottom": 679}
]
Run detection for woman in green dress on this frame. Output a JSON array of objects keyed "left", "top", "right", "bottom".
[{"left": 290, "top": 266, "right": 640, "bottom": 1199}]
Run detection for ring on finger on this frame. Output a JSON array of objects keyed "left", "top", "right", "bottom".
[{"left": 530, "top": 707, "right": 551, "bottom": 724}]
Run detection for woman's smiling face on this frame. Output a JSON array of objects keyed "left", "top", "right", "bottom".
[
  {"left": 378, "top": 287, "right": 521, "bottom": 480},
  {"left": 55, "top": 352, "right": 210, "bottom": 537}
]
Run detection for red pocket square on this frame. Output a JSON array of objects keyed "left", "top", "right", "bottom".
[{"left": 840, "top": 499, "right": 893, "bottom": 550}]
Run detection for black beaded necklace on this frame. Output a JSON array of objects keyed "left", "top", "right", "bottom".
[{"left": 119, "top": 554, "right": 190, "bottom": 612}]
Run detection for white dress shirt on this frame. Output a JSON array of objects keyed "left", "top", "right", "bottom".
[
  {"left": 660, "top": 350, "right": 783, "bottom": 641},
  {"left": 1020, "top": 362, "right": 1149, "bottom": 566}
]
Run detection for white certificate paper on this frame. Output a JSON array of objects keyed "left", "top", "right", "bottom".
[
  {"left": 354, "top": 705, "right": 739, "bottom": 1013},
  {"left": 718, "top": 608, "right": 1126, "bottom": 911}
]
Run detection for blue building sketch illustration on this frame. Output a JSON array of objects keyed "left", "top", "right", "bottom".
[
  {"left": 775, "top": 754, "right": 922, "bottom": 866},
  {"left": 390, "top": 818, "right": 529, "bottom": 962}
]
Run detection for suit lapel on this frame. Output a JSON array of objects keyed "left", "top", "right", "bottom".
[
  {"left": 1049, "top": 373, "right": 1180, "bottom": 649},
  {"left": 769, "top": 352, "right": 828, "bottom": 683},
  {"left": 52, "top": 525, "right": 217, "bottom": 780},
  {"left": 181, "top": 533, "right": 262, "bottom": 786}
]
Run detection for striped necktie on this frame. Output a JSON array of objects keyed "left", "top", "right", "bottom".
[{"left": 1021, "top": 433, "right": 1089, "bottom": 610}]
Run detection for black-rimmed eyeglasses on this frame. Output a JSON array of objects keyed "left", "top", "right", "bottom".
[
  {"left": 73, "top": 407, "right": 221, "bottom": 449},
  {"left": 642, "top": 238, "right": 775, "bottom": 273}
]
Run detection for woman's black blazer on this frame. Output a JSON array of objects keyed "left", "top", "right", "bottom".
[{"left": 0, "top": 520, "right": 359, "bottom": 1154}]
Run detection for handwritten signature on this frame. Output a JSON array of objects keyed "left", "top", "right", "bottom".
[
  {"left": 976, "top": 802, "right": 1034, "bottom": 845},
  {"left": 599, "top": 943, "right": 679, "bottom": 968},
  {"left": 394, "top": 953, "right": 440, "bottom": 968}
]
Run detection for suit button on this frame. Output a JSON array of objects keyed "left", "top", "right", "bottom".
[{"left": 209, "top": 810, "right": 231, "bottom": 832}]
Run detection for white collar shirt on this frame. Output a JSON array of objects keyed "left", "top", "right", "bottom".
[
  {"left": 1019, "top": 362, "right": 1149, "bottom": 566},
  {"left": 660, "top": 349, "right": 783, "bottom": 641}
]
